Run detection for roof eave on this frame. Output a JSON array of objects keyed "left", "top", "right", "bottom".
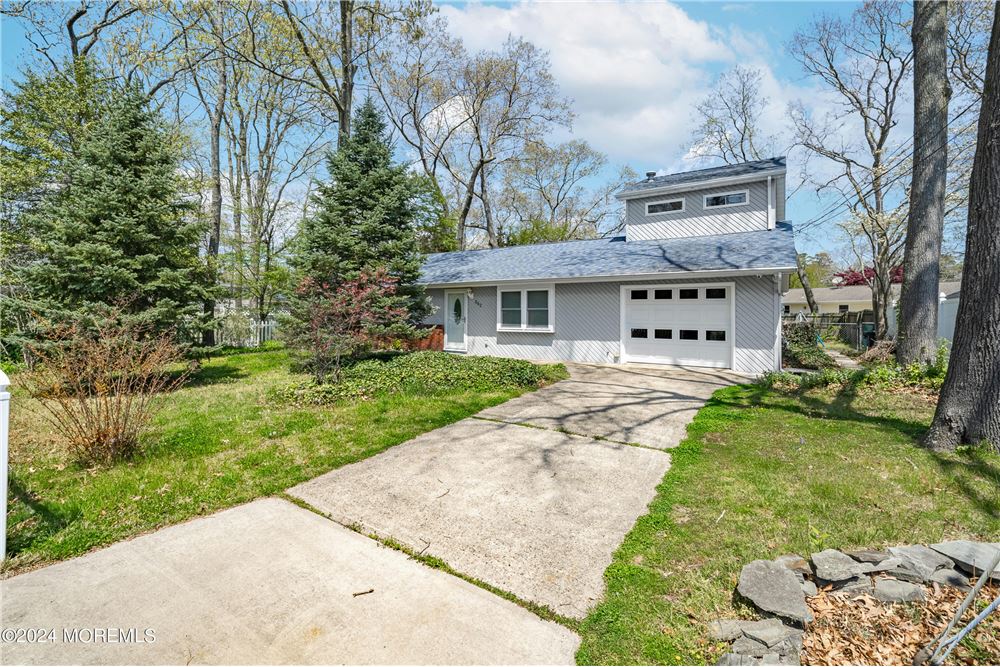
[
  {"left": 615, "top": 169, "right": 787, "bottom": 201},
  {"left": 421, "top": 265, "right": 797, "bottom": 289}
]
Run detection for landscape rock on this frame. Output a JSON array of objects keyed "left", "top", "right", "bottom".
[
  {"left": 832, "top": 575, "right": 873, "bottom": 598},
  {"left": 888, "top": 545, "right": 954, "bottom": 579},
  {"left": 743, "top": 620, "right": 801, "bottom": 648},
  {"left": 883, "top": 566, "right": 925, "bottom": 584},
  {"left": 801, "top": 580, "right": 817, "bottom": 597},
  {"left": 709, "top": 619, "right": 749, "bottom": 642},
  {"left": 930, "top": 541, "right": 1000, "bottom": 580},
  {"left": 874, "top": 578, "right": 926, "bottom": 603},
  {"left": 718, "top": 654, "right": 798, "bottom": 666},
  {"left": 738, "top": 560, "right": 813, "bottom": 624},
  {"left": 864, "top": 557, "right": 902, "bottom": 573},
  {"left": 812, "top": 549, "right": 870, "bottom": 581},
  {"left": 928, "top": 568, "right": 970, "bottom": 590},
  {"left": 774, "top": 554, "right": 812, "bottom": 579},
  {"left": 732, "top": 636, "right": 770, "bottom": 656},
  {"left": 846, "top": 548, "right": 891, "bottom": 564}
]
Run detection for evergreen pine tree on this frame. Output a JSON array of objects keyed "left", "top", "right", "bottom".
[
  {"left": 294, "top": 99, "right": 429, "bottom": 320},
  {"left": 11, "top": 84, "right": 211, "bottom": 336}
]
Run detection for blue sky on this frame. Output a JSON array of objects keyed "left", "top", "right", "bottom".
[{"left": 2, "top": 1, "right": 873, "bottom": 257}]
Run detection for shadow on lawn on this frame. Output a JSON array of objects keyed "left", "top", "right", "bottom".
[
  {"left": 177, "top": 360, "right": 249, "bottom": 388},
  {"left": 738, "top": 382, "right": 928, "bottom": 440},
  {"left": 5, "top": 476, "right": 81, "bottom": 556},
  {"left": 736, "top": 382, "right": 1000, "bottom": 522},
  {"left": 930, "top": 449, "right": 1000, "bottom": 520}
]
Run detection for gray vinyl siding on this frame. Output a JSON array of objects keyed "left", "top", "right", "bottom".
[
  {"left": 424, "top": 289, "right": 445, "bottom": 326},
  {"left": 424, "top": 275, "right": 780, "bottom": 375},
  {"left": 625, "top": 181, "right": 770, "bottom": 240}
]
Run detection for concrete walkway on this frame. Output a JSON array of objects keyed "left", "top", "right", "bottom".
[{"left": 2, "top": 362, "right": 733, "bottom": 663}]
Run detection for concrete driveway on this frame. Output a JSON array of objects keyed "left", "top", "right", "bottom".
[
  {"left": 3, "top": 362, "right": 732, "bottom": 662},
  {"left": 291, "top": 363, "right": 734, "bottom": 618},
  {"left": 2, "top": 499, "right": 578, "bottom": 665},
  {"left": 478, "top": 363, "right": 739, "bottom": 449}
]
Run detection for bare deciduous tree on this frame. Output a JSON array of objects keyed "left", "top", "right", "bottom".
[
  {"left": 493, "top": 140, "right": 634, "bottom": 245},
  {"left": 789, "top": 1, "right": 913, "bottom": 338}
]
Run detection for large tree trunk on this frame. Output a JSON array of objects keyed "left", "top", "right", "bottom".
[
  {"left": 337, "top": 0, "right": 355, "bottom": 147},
  {"left": 923, "top": 7, "right": 1000, "bottom": 453},
  {"left": 201, "top": 27, "right": 227, "bottom": 347},
  {"left": 898, "top": 0, "right": 950, "bottom": 365},
  {"left": 795, "top": 254, "right": 819, "bottom": 314},
  {"left": 479, "top": 166, "right": 499, "bottom": 248}
]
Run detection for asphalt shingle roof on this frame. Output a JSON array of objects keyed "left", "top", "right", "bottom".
[
  {"left": 619, "top": 157, "right": 786, "bottom": 197},
  {"left": 420, "top": 223, "right": 798, "bottom": 286}
]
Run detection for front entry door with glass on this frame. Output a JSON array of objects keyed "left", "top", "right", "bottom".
[{"left": 444, "top": 290, "right": 467, "bottom": 351}]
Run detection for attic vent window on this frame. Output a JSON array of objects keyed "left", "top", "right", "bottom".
[
  {"left": 645, "top": 198, "right": 685, "bottom": 216},
  {"left": 704, "top": 190, "right": 748, "bottom": 209}
]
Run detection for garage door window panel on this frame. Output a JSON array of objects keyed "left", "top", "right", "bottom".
[
  {"left": 679, "top": 288, "right": 698, "bottom": 300},
  {"left": 706, "top": 330, "right": 727, "bottom": 342},
  {"left": 679, "top": 330, "right": 698, "bottom": 340}
]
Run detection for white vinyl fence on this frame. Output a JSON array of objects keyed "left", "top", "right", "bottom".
[
  {"left": 886, "top": 296, "right": 958, "bottom": 342},
  {"left": 213, "top": 317, "right": 279, "bottom": 348}
]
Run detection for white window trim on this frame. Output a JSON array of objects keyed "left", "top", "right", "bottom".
[
  {"left": 703, "top": 189, "right": 749, "bottom": 210},
  {"left": 496, "top": 284, "right": 555, "bottom": 333},
  {"left": 644, "top": 197, "right": 685, "bottom": 216}
]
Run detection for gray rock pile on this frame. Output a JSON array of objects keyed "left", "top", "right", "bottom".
[{"left": 711, "top": 540, "right": 999, "bottom": 666}]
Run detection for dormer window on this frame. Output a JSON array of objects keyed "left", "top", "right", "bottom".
[
  {"left": 704, "top": 190, "right": 748, "bottom": 209},
  {"left": 645, "top": 198, "right": 685, "bottom": 215}
]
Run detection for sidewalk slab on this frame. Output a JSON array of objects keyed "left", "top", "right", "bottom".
[{"left": 1, "top": 498, "right": 579, "bottom": 665}]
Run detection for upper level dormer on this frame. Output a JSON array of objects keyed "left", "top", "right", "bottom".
[{"left": 616, "top": 157, "right": 786, "bottom": 241}]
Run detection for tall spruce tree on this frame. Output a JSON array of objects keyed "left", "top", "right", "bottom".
[
  {"left": 11, "top": 83, "right": 211, "bottom": 337},
  {"left": 294, "top": 99, "right": 429, "bottom": 321}
]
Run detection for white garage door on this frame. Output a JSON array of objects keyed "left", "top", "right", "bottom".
[{"left": 622, "top": 284, "right": 733, "bottom": 368}]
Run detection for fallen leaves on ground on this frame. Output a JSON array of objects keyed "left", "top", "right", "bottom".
[{"left": 802, "top": 582, "right": 999, "bottom": 665}]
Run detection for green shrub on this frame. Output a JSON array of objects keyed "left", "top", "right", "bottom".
[{"left": 277, "top": 351, "right": 568, "bottom": 404}]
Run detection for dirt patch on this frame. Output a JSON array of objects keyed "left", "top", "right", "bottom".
[{"left": 802, "top": 583, "right": 1000, "bottom": 665}]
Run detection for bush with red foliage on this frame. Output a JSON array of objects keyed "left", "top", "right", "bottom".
[
  {"left": 280, "top": 267, "right": 418, "bottom": 383},
  {"left": 833, "top": 266, "right": 904, "bottom": 286}
]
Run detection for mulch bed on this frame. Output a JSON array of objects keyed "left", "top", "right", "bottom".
[{"left": 802, "top": 582, "right": 1000, "bottom": 665}]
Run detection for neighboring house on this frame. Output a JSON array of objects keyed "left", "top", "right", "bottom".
[
  {"left": 783, "top": 282, "right": 962, "bottom": 341},
  {"left": 419, "top": 157, "right": 797, "bottom": 374}
]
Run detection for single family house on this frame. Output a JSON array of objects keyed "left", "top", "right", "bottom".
[{"left": 419, "top": 157, "right": 798, "bottom": 375}]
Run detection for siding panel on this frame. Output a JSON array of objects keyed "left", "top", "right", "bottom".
[
  {"left": 626, "top": 181, "right": 769, "bottom": 240},
  {"left": 424, "top": 276, "right": 780, "bottom": 374}
]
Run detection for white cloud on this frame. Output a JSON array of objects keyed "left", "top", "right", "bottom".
[{"left": 438, "top": 1, "right": 739, "bottom": 170}]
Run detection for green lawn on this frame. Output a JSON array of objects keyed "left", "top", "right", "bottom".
[
  {"left": 577, "top": 382, "right": 1000, "bottom": 665},
  {"left": 3, "top": 348, "right": 553, "bottom": 574}
]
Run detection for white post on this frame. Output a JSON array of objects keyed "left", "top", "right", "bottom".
[{"left": 0, "top": 369, "right": 9, "bottom": 562}]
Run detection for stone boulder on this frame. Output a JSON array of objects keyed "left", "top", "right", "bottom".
[
  {"left": 928, "top": 568, "right": 970, "bottom": 590},
  {"left": 812, "top": 549, "right": 871, "bottom": 582},
  {"left": 874, "top": 578, "right": 925, "bottom": 603},
  {"left": 888, "top": 545, "right": 953, "bottom": 579},
  {"left": 737, "top": 560, "right": 813, "bottom": 624},
  {"left": 930, "top": 541, "right": 1000, "bottom": 580}
]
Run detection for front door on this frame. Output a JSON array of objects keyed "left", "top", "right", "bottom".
[{"left": 444, "top": 290, "right": 467, "bottom": 351}]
